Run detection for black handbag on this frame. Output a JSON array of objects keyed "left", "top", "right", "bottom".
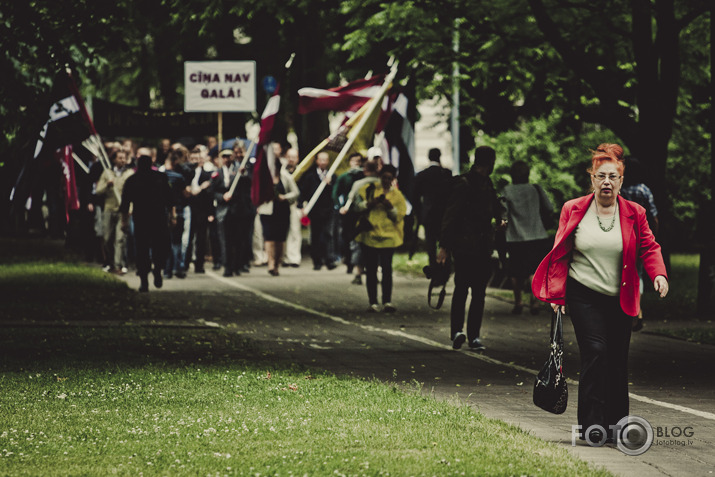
[
  {"left": 423, "top": 263, "right": 451, "bottom": 309},
  {"left": 533, "top": 309, "right": 568, "bottom": 414}
]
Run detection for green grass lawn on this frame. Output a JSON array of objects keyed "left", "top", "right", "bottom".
[
  {"left": 0, "top": 238, "right": 613, "bottom": 476},
  {"left": 0, "top": 327, "right": 611, "bottom": 477}
]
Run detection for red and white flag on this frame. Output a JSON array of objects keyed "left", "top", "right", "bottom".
[
  {"left": 298, "top": 75, "right": 384, "bottom": 114},
  {"left": 251, "top": 87, "right": 281, "bottom": 206},
  {"left": 57, "top": 145, "right": 80, "bottom": 221}
]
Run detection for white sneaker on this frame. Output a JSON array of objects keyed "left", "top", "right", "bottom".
[
  {"left": 452, "top": 332, "right": 467, "bottom": 350},
  {"left": 120, "top": 267, "right": 129, "bottom": 275},
  {"left": 368, "top": 304, "right": 381, "bottom": 313},
  {"left": 102, "top": 265, "right": 112, "bottom": 272}
]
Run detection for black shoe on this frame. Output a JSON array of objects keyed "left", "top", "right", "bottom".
[
  {"left": 175, "top": 271, "right": 186, "bottom": 279},
  {"left": 468, "top": 337, "right": 486, "bottom": 351},
  {"left": 326, "top": 262, "right": 337, "bottom": 270},
  {"left": 139, "top": 277, "right": 149, "bottom": 293},
  {"left": 269, "top": 269, "right": 279, "bottom": 276},
  {"left": 194, "top": 267, "right": 205, "bottom": 274},
  {"left": 587, "top": 428, "right": 606, "bottom": 445},
  {"left": 313, "top": 264, "right": 321, "bottom": 271},
  {"left": 452, "top": 332, "right": 466, "bottom": 350},
  {"left": 153, "top": 270, "right": 163, "bottom": 289},
  {"left": 241, "top": 265, "right": 250, "bottom": 273},
  {"left": 223, "top": 271, "right": 233, "bottom": 277},
  {"left": 212, "top": 263, "right": 222, "bottom": 270}
]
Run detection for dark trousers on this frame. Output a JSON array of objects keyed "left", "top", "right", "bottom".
[
  {"left": 209, "top": 219, "right": 221, "bottom": 266},
  {"left": 363, "top": 245, "right": 395, "bottom": 305},
  {"left": 219, "top": 213, "right": 253, "bottom": 273},
  {"left": 309, "top": 211, "right": 334, "bottom": 267},
  {"left": 237, "top": 214, "right": 254, "bottom": 270},
  {"left": 134, "top": 222, "right": 168, "bottom": 278},
  {"left": 450, "top": 252, "right": 491, "bottom": 341},
  {"left": 567, "top": 277, "right": 632, "bottom": 437}
]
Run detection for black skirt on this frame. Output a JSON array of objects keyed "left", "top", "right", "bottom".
[{"left": 260, "top": 182, "right": 290, "bottom": 241}]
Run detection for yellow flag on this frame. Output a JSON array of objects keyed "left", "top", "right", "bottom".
[{"left": 291, "top": 85, "right": 389, "bottom": 183}]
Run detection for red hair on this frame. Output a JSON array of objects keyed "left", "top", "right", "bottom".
[{"left": 589, "top": 143, "right": 625, "bottom": 175}]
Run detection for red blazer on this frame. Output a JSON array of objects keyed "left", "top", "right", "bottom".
[{"left": 531, "top": 194, "right": 667, "bottom": 317}]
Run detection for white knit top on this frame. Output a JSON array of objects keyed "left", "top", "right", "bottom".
[{"left": 568, "top": 201, "right": 623, "bottom": 296}]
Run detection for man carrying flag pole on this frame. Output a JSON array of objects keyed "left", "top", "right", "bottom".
[
  {"left": 10, "top": 68, "right": 111, "bottom": 236},
  {"left": 295, "top": 63, "right": 398, "bottom": 217}
]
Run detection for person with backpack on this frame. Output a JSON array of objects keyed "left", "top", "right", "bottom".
[{"left": 437, "top": 146, "right": 508, "bottom": 351}]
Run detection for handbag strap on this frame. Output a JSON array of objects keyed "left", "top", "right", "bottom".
[
  {"left": 550, "top": 309, "right": 564, "bottom": 346},
  {"left": 427, "top": 281, "right": 447, "bottom": 309}
]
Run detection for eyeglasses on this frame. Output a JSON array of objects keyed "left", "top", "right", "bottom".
[{"left": 591, "top": 173, "right": 621, "bottom": 182}]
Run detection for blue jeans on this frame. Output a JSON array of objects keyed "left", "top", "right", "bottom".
[{"left": 165, "top": 208, "right": 187, "bottom": 274}]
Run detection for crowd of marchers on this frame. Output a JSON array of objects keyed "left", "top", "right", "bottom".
[
  {"left": 58, "top": 137, "right": 411, "bottom": 300},
  {"left": 18, "top": 133, "right": 672, "bottom": 447}
]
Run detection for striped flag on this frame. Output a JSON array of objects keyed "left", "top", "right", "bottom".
[
  {"left": 292, "top": 84, "right": 392, "bottom": 184},
  {"left": 297, "top": 75, "right": 384, "bottom": 114},
  {"left": 251, "top": 87, "right": 281, "bottom": 206}
]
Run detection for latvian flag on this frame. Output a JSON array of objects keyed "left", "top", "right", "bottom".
[
  {"left": 298, "top": 75, "right": 384, "bottom": 114},
  {"left": 251, "top": 87, "right": 281, "bottom": 206}
]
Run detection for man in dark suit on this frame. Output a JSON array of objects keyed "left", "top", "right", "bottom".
[
  {"left": 299, "top": 151, "right": 337, "bottom": 270},
  {"left": 210, "top": 149, "right": 254, "bottom": 277},
  {"left": 120, "top": 149, "right": 174, "bottom": 292},
  {"left": 412, "top": 148, "right": 453, "bottom": 268},
  {"left": 186, "top": 147, "right": 214, "bottom": 273}
]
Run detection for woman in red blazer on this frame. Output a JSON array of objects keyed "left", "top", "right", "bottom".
[{"left": 532, "top": 143, "right": 668, "bottom": 444}]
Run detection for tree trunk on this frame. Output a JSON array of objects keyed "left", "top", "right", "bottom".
[{"left": 696, "top": 4, "right": 715, "bottom": 316}]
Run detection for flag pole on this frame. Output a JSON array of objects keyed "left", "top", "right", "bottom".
[
  {"left": 290, "top": 96, "right": 381, "bottom": 183},
  {"left": 228, "top": 139, "right": 256, "bottom": 195},
  {"left": 71, "top": 152, "right": 90, "bottom": 174},
  {"left": 302, "top": 63, "right": 398, "bottom": 217},
  {"left": 217, "top": 112, "right": 223, "bottom": 152},
  {"left": 65, "top": 68, "right": 113, "bottom": 172}
]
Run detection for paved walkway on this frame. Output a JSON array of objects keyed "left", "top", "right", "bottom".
[{"left": 118, "top": 261, "right": 715, "bottom": 476}]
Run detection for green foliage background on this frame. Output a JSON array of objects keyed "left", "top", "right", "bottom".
[{"left": 0, "top": 0, "right": 711, "bottom": 249}]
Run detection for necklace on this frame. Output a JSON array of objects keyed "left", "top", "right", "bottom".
[{"left": 595, "top": 202, "right": 617, "bottom": 232}]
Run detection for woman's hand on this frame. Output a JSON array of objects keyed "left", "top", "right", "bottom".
[
  {"left": 550, "top": 303, "right": 566, "bottom": 314},
  {"left": 654, "top": 275, "right": 669, "bottom": 298}
]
